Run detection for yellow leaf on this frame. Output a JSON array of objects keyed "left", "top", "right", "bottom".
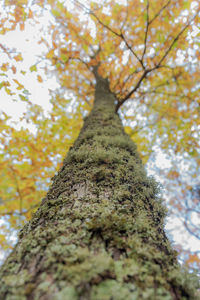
[
  {"left": 13, "top": 79, "right": 24, "bottom": 90},
  {"left": 46, "top": 49, "right": 54, "bottom": 59},
  {"left": 30, "top": 65, "right": 37, "bottom": 72},
  {"left": 1, "top": 63, "right": 9, "bottom": 72},
  {"left": 5, "top": 87, "right": 13, "bottom": 95},
  {"left": 14, "top": 54, "right": 23, "bottom": 62}
]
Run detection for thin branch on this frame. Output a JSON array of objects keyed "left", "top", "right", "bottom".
[
  {"left": 86, "top": 8, "right": 121, "bottom": 37},
  {"left": 71, "top": 0, "right": 93, "bottom": 13},
  {"left": 117, "top": 9, "right": 199, "bottom": 110},
  {"left": 184, "top": 219, "right": 200, "bottom": 240},
  {"left": 120, "top": 33, "right": 145, "bottom": 69},
  {"left": 56, "top": 15, "right": 96, "bottom": 55},
  {"left": 157, "top": 11, "right": 199, "bottom": 66},
  {"left": 0, "top": 203, "right": 40, "bottom": 217},
  {"left": 140, "top": 90, "right": 195, "bottom": 104},
  {"left": 141, "top": 0, "right": 149, "bottom": 62},
  {"left": 0, "top": 44, "right": 23, "bottom": 59},
  {"left": 112, "top": 68, "right": 141, "bottom": 94},
  {"left": 149, "top": 0, "right": 171, "bottom": 25},
  {"left": 129, "top": 115, "right": 165, "bottom": 136},
  {"left": 119, "top": 0, "right": 129, "bottom": 32},
  {"left": 8, "top": 165, "right": 23, "bottom": 214},
  {"left": 74, "top": 0, "right": 144, "bottom": 69},
  {"left": 116, "top": 70, "right": 149, "bottom": 111},
  {"left": 116, "top": 65, "right": 161, "bottom": 111}
]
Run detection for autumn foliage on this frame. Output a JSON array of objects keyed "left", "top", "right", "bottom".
[{"left": 0, "top": 0, "right": 199, "bottom": 268}]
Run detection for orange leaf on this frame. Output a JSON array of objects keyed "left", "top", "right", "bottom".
[
  {"left": 11, "top": 66, "right": 17, "bottom": 74},
  {"left": 37, "top": 75, "right": 43, "bottom": 82},
  {"left": 20, "top": 23, "right": 25, "bottom": 31},
  {"left": 28, "top": 9, "right": 33, "bottom": 18},
  {"left": 186, "top": 254, "right": 200, "bottom": 265}
]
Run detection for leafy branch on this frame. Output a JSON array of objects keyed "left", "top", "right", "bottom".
[
  {"left": 149, "top": 0, "right": 171, "bottom": 25},
  {"left": 157, "top": 11, "right": 199, "bottom": 66},
  {"left": 141, "top": 0, "right": 149, "bottom": 62},
  {"left": 8, "top": 165, "right": 23, "bottom": 214}
]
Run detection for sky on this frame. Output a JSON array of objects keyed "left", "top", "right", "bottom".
[
  {"left": 0, "top": 11, "right": 56, "bottom": 122},
  {"left": 0, "top": 0, "right": 200, "bottom": 264}
]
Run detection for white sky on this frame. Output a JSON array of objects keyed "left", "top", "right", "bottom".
[{"left": 0, "top": 13, "right": 58, "bottom": 123}]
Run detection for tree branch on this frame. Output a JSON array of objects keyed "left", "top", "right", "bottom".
[
  {"left": 73, "top": 0, "right": 145, "bottom": 69},
  {"left": 89, "top": 9, "right": 121, "bottom": 37},
  {"left": 119, "top": 0, "right": 128, "bottom": 32},
  {"left": 116, "top": 65, "right": 161, "bottom": 111},
  {"left": 120, "top": 32, "right": 145, "bottom": 69},
  {"left": 141, "top": 0, "right": 149, "bottom": 62},
  {"left": 157, "top": 11, "right": 199, "bottom": 66},
  {"left": 149, "top": 0, "right": 171, "bottom": 25},
  {"left": 0, "top": 203, "right": 40, "bottom": 217},
  {"left": 8, "top": 165, "right": 23, "bottom": 214},
  {"left": 128, "top": 114, "right": 165, "bottom": 136}
]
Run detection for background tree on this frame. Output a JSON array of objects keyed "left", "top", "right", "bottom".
[{"left": 0, "top": 0, "right": 200, "bottom": 289}]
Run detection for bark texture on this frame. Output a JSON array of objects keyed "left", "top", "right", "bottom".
[{"left": 0, "top": 75, "right": 199, "bottom": 300}]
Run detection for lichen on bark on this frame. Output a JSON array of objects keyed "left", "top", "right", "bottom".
[{"left": 0, "top": 74, "right": 199, "bottom": 300}]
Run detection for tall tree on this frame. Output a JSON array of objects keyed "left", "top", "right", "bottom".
[{"left": 0, "top": 0, "right": 200, "bottom": 298}]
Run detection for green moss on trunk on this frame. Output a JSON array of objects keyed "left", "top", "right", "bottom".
[{"left": 0, "top": 76, "right": 199, "bottom": 300}]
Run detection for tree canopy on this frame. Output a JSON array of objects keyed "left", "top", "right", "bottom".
[{"left": 0, "top": 0, "right": 199, "bottom": 268}]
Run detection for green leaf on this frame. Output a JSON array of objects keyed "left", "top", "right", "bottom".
[
  {"left": 23, "top": 89, "right": 31, "bottom": 95},
  {"left": 183, "top": 1, "right": 190, "bottom": 9},
  {"left": 189, "top": 150, "right": 197, "bottom": 157},
  {"left": 164, "top": 15, "right": 169, "bottom": 22},
  {"left": 61, "top": 54, "right": 68, "bottom": 63},
  {"left": 113, "top": 4, "right": 121, "bottom": 14},
  {"left": 52, "top": 9, "right": 60, "bottom": 17},
  {"left": 144, "top": 12, "right": 148, "bottom": 22},
  {"left": 5, "top": 87, "right": 12, "bottom": 95},
  {"left": 19, "top": 94, "right": 28, "bottom": 102},
  {"left": 57, "top": 1, "right": 64, "bottom": 11},
  {"left": 30, "top": 65, "right": 37, "bottom": 72},
  {"left": 83, "top": 44, "right": 88, "bottom": 52},
  {"left": 157, "top": 33, "right": 165, "bottom": 43},
  {"left": 172, "top": 40, "right": 178, "bottom": 49},
  {"left": 56, "top": 63, "right": 61, "bottom": 69}
]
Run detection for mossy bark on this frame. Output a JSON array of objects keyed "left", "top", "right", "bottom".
[{"left": 0, "top": 74, "right": 199, "bottom": 300}]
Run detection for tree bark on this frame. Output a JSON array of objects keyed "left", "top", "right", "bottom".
[{"left": 0, "top": 74, "right": 198, "bottom": 300}]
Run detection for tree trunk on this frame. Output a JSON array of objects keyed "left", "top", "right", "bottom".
[{"left": 0, "top": 74, "right": 198, "bottom": 300}]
